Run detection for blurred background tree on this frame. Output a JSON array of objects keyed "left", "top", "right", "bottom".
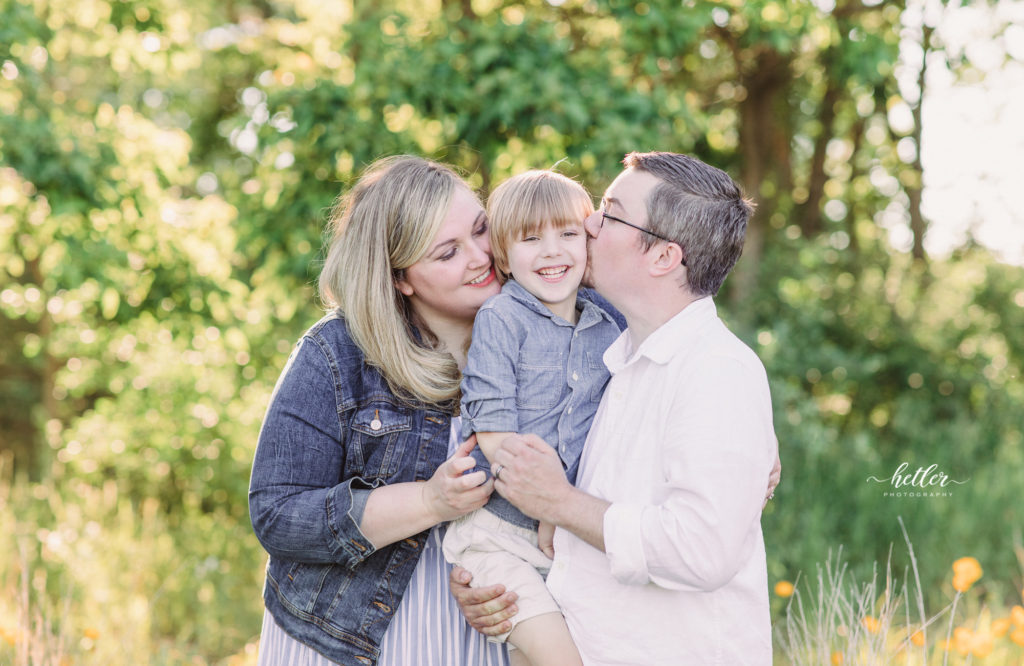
[{"left": 1, "top": 0, "right": 1022, "bottom": 662}]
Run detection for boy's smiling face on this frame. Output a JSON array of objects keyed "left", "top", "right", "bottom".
[{"left": 507, "top": 221, "right": 588, "bottom": 322}]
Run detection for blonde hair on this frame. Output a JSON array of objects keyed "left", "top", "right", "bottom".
[
  {"left": 487, "top": 170, "right": 594, "bottom": 281},
  {"left": 318, "top": 155, "right": 475, "bottom": 409}
]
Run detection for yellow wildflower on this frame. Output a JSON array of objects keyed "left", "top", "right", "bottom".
[
  {"left": 83, "top": 627, "right": 100, "bottom": 640},
  {"left": 862, "top": 616, "right": 881, "bottom": 634},
  {"left": 969, "top": 630, "right": 994, "bottom": 658},
  {"left": 1011, "top": 627, "right": 1024, "bottom": 647},
  {"left": 830, "top": 651, "right": 843, "bottom": 665},
  {"left": 992, "top": 617, "right": 1011, "bottom": 637},
  {"left": 1012, "top": 605, "right": 1024, "bottom": 628},
  {"left": 952, "top": 572, "right": 974, "bottom": 592},
  {"left": 910, "top": 630, "right": 925, "bottom": 647},
  {"left": 951, "top": 557, "right": 982, "bottom": 592},
  {"left": 774, "top": 580, "right": 795, "bottom": 598},
  {"left": 953, "top": 627, "right": 973, "bottom": 656}
]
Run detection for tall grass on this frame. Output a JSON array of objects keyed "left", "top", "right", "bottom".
[
  {"left": 5, "top": 446, "right": 1023, "bottom": 664},
  {"left": 775, "top": 519, "right": 1024, "bottom": 665},
  {"left": 0, "top": 453, "right": 263, "bottom": 665}
]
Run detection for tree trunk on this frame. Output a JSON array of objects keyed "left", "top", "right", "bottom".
[
  {"left": 799, "top": 80, "right": 841, "bottom": 237},
  {"left": 907, "top": 21, "right": 933, "bottom": 265},
  {"left": 729, "top": 48, "right": 791, "bottom": 315}
]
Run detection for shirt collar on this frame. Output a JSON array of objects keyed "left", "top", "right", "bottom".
[
  {"left": 501, "top": 279, "right": 617, "bottom": 329},
  {"left": 604, "top": 297, "right": 718, "bottom": 373}
]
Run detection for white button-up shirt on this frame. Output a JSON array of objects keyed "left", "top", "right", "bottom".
[{"left": 546, "top": 297, "right": 775, "bottom": 665}]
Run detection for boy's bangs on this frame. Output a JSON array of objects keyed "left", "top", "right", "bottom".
[{"left": 514, "top": 191, "right": 592, "bottom": 240}]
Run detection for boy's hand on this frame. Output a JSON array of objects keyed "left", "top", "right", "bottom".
[
  {"left": 449, "top": 566, "right": 518, "bottom": 636},
  {"left": 537, "top": 521, "right": 555, "bottom": 559}
]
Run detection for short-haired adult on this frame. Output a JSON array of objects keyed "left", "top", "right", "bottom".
[
  {"left": 457, "top": 152, "right": 778, "bottom": 664},
  {"left": 249, "top": 156, "right": 516, "bottom": 665}
]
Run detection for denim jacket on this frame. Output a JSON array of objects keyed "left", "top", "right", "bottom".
[{"left": 249, "top": 312, "right": 453, "bottom": 665}]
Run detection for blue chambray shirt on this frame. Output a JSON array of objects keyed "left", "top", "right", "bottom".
[{"left": 460, "top": 279, "right": 624, "bottom": 529}]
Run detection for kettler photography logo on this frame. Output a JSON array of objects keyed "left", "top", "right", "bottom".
[{"left": 866, "top": 462, "right": 969, "bottom": 497}]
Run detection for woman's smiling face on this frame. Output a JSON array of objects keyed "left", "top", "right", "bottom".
[{"left": 396, "top": 186, "right": 500, "bottom": 328}]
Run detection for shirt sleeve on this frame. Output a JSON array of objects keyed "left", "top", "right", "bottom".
[
  {"left": 460, "top": 306, "right": 521, "bottom": 439},
  {"left": 248, "top": 335, "right": 379, "bottom": 568},
  {"left": 603, "top": 354, "right": 776, "bottom": 591}
]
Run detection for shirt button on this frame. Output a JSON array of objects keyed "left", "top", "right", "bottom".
[
  {"left": 370, "top": 419, "right": 382, "bottom": 431},
  {"left": 572, "top": 372, "right": 579, "bottom": 381},
  {"left": 567, "top": 406, "right": 573, "bottom": 414}
]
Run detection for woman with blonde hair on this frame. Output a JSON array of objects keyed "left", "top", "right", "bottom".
[{"left": 249, "top": 156, "right": 512, "bottom": 665}]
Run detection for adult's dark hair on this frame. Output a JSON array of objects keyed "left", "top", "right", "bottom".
[{"left": 623, "top": 151, "right": 755, "bottom": 296}]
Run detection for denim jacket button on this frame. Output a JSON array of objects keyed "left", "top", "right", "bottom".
[{"left": 370, "top": 418, "right": 382, "bottom": 431}]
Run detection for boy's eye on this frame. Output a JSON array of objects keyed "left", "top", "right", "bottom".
[
  {"left": 562, "top": 230, "right": 579, "bottom": 238},
  {"left": 521, "top": 236, "right": 539, "bottom": 242}
]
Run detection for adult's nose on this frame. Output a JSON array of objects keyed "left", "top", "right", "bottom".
[
  {"left": 467, "top": 234, "right": 491, "bottom": 268},
  {"left": 583, "top": 210, "right": 602, "bottom": 239}
]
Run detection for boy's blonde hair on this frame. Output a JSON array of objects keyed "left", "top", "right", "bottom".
[
  {"left": 319, "top": 155, "right": 474, "bottom": 409},
  {"left": 487, "top": 170, "right": 594, "bottom": 281}
]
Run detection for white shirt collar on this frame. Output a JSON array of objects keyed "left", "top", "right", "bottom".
[{"left": 604, "top": 297, "right": 718, "bottom": 372}]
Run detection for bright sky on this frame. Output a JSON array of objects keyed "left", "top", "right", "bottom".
[{"left": 914, "top": 0, "right": 1024, "bottom": 265}]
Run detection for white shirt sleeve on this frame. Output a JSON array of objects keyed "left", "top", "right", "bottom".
[{"left": 603, "top": 354, "right": 775, "bottom": 591}]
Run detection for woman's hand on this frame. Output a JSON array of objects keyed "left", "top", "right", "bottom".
[
  {"left": 422, "top": 434, "right": 493, "bottom": 523},
  {"left": 763, "top": 438, "right": 781, "bottom": 509},
  {"left": 449, "top": 566, "right": 518, "bottom": 636}
]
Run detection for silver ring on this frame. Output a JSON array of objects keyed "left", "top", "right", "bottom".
[{"left": 493, "top": 464, "right": 504, "bottom": 481}]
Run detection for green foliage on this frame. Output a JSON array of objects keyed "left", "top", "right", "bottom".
[{"left": 1, "top": 0, "right": 1022, "bottom": 662}]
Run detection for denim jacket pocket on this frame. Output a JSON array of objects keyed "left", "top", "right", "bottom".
[
  {"left": 277, "top": 560, "right": 354, "bottom": 616},
  {"left": 516, "top": 351, "right": 564, "bottom": 410},
  {"left": 347, "top": 403, "right": 413, "bottom": 479}
]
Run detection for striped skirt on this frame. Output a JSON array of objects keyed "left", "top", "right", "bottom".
[{"left": 257, "top": 525, "right": 511, "bottom": 666}]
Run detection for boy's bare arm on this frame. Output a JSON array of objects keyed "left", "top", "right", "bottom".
[{"left": 474, "top": 431, "right": 514, "bottom": 463}]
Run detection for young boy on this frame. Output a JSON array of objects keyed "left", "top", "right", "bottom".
[{"left": 442, "top": 171, "right": 622, "bottom": 666}]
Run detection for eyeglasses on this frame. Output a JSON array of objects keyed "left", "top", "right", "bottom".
[{"left": 598, "top": 211, "right": 686, "bottom": 266}]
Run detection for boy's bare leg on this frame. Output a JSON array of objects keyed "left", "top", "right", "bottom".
[{"left": 506, "top": 611, "right": 582, "bottom": 666}]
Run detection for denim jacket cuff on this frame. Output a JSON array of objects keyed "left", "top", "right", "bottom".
[{"left": 325, "top": 478, "right": 382, "bottom": 567}]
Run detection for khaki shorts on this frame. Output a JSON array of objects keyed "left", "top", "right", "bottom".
[{"left": 443, "top": 509, "right": 561, "bottom": 643}]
